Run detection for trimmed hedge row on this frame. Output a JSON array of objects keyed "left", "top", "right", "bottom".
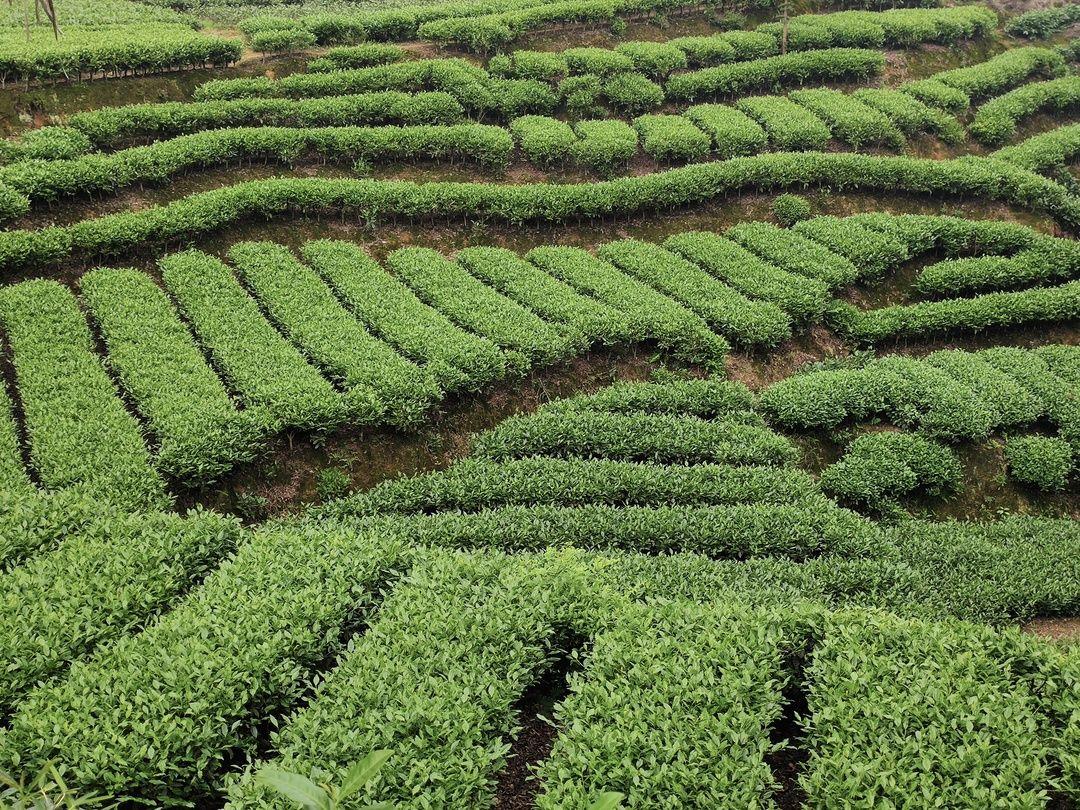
[
  {"left": 759, "top": 348, "right": 1073, "bottom": 440},
  {"left": 910, "top": 46, "right": 1066, "bottom": 106},
  {"left": 789, "top": 88, "right": 906, "bottom": 149},
  {"left": 993, "top": 122, "right": 1080, "bottom": 189},
  {"left": 736, "top": 95, "right": 832, "bottom": 151},
  {"left": 469, "top": 410, "right": 799, "bottom": 466},
  {"left": 0, "top": 488, "right": 110, "bottom": 571},
  {"left": 397, "top": 499, "right": 873, "bottom": 558},
  {"left": 725, "top": 220, "right": 861, "bottom": 287},
  {"left": 62, "top": 92, "right": 467, "bottom": 148},
  {"left": 1, "top": 125, "right": 515, "bottom": 206},
  {"left": 914, "top": 239, "right": 1080, "bottom": 296},
  {"left": 970, "top": 76, "right": 1080, "bottom": 146},
  {"left": 455, "top": 245, "right": 630, "bottom": 345},
  {"left": 633, "top": 113, "right": 710, "bottom": 162},
  {"left": 385, "top": 246, "right": 578, "bottom": 369},
  {"left": 526, "top": 244, "right": 730, "bottom": 366},
  {"left": 792, "top": 214, "right": 910, "bottom": 278},
  {"left": 820, "top": 430, "right": 962, "bottom": 508},
  {"left": 307, "top": 43, "right": 408, "bottom": 73},
  {"left": 853, "top": 87, "right": 964, "bottom": 143},
  {"left": 666, "top": 47, "right": 885, "bottom": 102},
  {"left": 537, "top": 602, "right": 792, "bottom": 809},
  {"left": 302, "top": 239, "right": 508, "bottom": 393},
  {"left": 160, "top": 250, "right": 349, "bottom": 431},
  {"left": 665, "top": 229, "right": 832, "bottom": 320},
  {"left": 0, "top": 24, "right": 241, "bottom": 86},
  {"left": 570, "top": 118, "right": 638, "bottom": 176},
  {"left": 0, "top": 525, "right": 405, "bottom": 803},
  {"left": 0, "top": 509, "right": 239, "bottom": 714},
  {"left": 684, "top": 103, "right": 767, "bottom": 157},
  {"left": 763, "top": 5, "right": 996, "bottom": 50},
  {"left": 0, "top": 280, "right": 169, "bottom": 511},
  {"left": 80, "top": 268, "right": 268, "bottom": 483},
  {"left": 597, "top": 237, "right": 793, "bottom": 346},
  {"left": 2, "top": 153, "right": 1077, "bottom": 272},
  {"left": 313, "top": 456, "right": 823, "bottom": 518},
  {"left": 833, "top": 279, "right": 1080, "bottom": 343},
  {"left": 227, "top": 241, "right": 439, "bottom": 426},
  {"left": 510, "top": 114, "right": 577, "bottom": 166}
]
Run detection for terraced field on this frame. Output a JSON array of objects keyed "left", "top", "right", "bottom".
[{"left": 0, "top": 0, "right": 1078, "bottom": 806}]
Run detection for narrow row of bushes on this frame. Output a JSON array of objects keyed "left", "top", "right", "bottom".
[
  {"left": 759, "top": 347, "right": 1073, "bottom": 440},
  {"left": 385, "top": 246, "right": 578, "bottom": 370},
  {"left": 666, "top": 47, "right": 884, "bottom": 101},
  {"left": 1, "top": 125, "right": 516, "bottom": 204},
  {"left": 789, "top": 88, "right": 906, "bottom": 149},
  {"left": 832, "top": 279, "right": 1080, "bottom": 343},
  {"left": 0, "top": 280, "right": 170, "bottom": 511},
  {"left": 302, "top": 239, "right": 509, "bottom": 393},
  {"left": 970, "top": 76, "right": 1080, "bottom": 145},
  {"left": 596, "top": 237, "right": 793, "bottom": 346},
  {"left": 0, "top": 510, "right": 239, "bottom": 714},
  {"left": 993, "top": 122, "right": 1080, "bottom": 190},
  {"left": 3, "top": 152, "right": 1073, "bottom": 271},
  {"left": 316, "top": 456, "right": 823, "bottom": 518},
  {"left": 160, "top": 250, "right": 350, "bottom": 431},
  {"left": 80, "top": 268, "right": 270, "bottom": 483},
  {"left": 227, "top": 241, "right": 441, "bottom": 426},
  {"left": 914, "top": 238, "right": 1080, "bottom": 296},
  {"left": 901, "top": 46, "right": 1066, "bottom": 110},
  {"left": 470, "top": 410, "right": 799, "bottom": 466},
  {"left": 0, "top": 24, "right": 241, "bottom": 86},
  {"left": 62, "top": 91, "right": 468, "bottom": 148}
]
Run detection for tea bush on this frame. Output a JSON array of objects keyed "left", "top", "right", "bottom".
[
  {"left": 80, "top": 268, "right": 269, "bottom": 482},
  {"left": 1005, "top": 435, "right": 1074, "bottom": 490},
  {"left": 820, "top": 431, "right": 962, "bottom": 508},
  {"left": 736, "top": 95, "right": 832, "bottom": 150},
  {"left": 0, "top": 281, "right": 169, "bottom": 510},
  {"left": 227, "top": 241, "right": 440, "bottom": 426},
  {"left": 161, "top": 250, "right": 349, "bottom": 431},
  {"left": 684, "top": 103, "right": 767, "bottom": 158},
  {"left": 633, "top": 114, "right": 710, "bottom": 162},
  {"left": 970, "top": 76, "right": 1080, "bottom": 145},
  {"left": 569, "top": 118, "right": 637, "bottom": 175},
  {"left": 597, "top": 237, "right": 793, "bottom": 346}
]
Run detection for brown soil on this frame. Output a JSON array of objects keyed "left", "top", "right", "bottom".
[
  {"left": 188, "top": 344, "right": 673, "bottom": 518},
  {"left": 766, "top": 677, "right": 810, "bottom": 810},
  {"left": 1023, "top": 617, "right": 1080, "bottom": 642},
  {"left": 725, "top": 324, "right": 848, "bottom": 392},
  {"left": 492, "top": 652, "right": 578, "bottom": 809}
]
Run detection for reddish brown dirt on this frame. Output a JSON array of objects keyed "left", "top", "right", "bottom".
[{"left": 1023, "top": 617, "right": 1080, "bottom": 642}]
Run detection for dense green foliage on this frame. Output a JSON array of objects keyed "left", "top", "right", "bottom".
[
  {"left": 80, "top": 268, "right": 268, "bottom": 483},
  {"left": 3, "top": 153, "right": 1076, "bottom": 264},
  {"left": 1005, "top": 435, "right": 1074, "bottom": 490},
  {"left": 1005, "top": 2, "right": 1080, "bottom": 38},
  {"left": 0, "top": 281, "right": 169, "bottom": 511},
  {"left": 820, "top": 431, "right": 963, "bottom": 508},
  {"left": 666, "top": 47, "right": 884, "bottom": 101},
  {"left": 970, "top": 76, "right": 1080, "bottom": 145}
]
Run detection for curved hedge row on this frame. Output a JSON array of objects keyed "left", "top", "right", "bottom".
[
  {"left": 912, "top": 46, "right": 1066, "bottom": 105},
  {"left": 3, "top": 152, "right": 1075, "bottom": 271},
  {"left": 970, "top": 76, "right": 1080, "bottom": 146},
  {"left": 832, "top": 280, "right": 1080, "bottom": 343},
  {"left": 993, "top": 123, "right": 1080, "bottom": 189},
  {"left": 62, "top": 92, "right": 467, "bottom": 148},
  {"left": 1, "top": 125, "right": 515, "bottom": 205},
  {"left": 666, "top": 47, "right": 884, "bottom": 101}
]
